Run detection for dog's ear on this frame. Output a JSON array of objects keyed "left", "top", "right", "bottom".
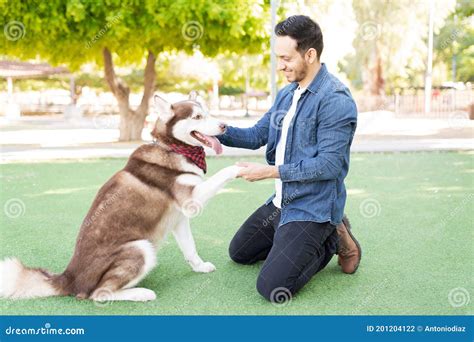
[
  {"left": 154, "top": 94, "right": 173, "bottom": 121},
  {"left": 188, "top": 90, "right": 198, "bottom": 101}
]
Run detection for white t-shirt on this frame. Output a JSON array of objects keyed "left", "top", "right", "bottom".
[{"left": 273, "top": 86, "right": 306, "bottom": 208}]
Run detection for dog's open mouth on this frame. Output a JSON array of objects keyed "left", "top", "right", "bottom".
[{"left": 191, "top": 131, "right": 223, "bottom": 155}]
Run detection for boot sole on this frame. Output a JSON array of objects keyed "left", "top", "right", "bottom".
[{"left": 339, "top": 215, "right": 362, "bottom": 274}]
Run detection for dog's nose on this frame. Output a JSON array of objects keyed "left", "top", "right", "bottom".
[{"left": 219, "top": 123, "right": 227, "bottom": 132}]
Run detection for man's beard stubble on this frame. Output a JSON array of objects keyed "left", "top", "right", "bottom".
[{"left": 293, "top": 63, "right": 308, "bottom": 83}]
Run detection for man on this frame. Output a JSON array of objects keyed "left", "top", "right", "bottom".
[{"left": 218, "top": 15, "right": 362, "bottom": 302}]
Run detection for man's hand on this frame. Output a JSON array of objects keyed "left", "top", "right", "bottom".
[{"left": 235, "top": 162, "right": 280, "bottom": 182}]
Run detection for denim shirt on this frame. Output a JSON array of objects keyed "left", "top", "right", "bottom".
[{"left": 218, "top": 64, "right": 357, "bottom": 226}]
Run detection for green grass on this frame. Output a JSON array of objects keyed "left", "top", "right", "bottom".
[{"left": 0, "top": 152, "right": 473, "bottom": 315}]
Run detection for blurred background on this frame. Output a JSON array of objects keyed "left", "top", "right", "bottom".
[{"left": 0, "top": 0, "right": 473, "bottom": 159}]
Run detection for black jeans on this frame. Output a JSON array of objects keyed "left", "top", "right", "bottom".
[{"left": 229, "top": 202, "right": 339, "bottom": 301}]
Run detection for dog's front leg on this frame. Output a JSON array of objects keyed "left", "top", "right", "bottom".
[
  {"left": 190, "top": 165, "right": 241, "bottom": 208},
  {"left": 174, "top": 166, "right": 240, "bottom": 273},
  {"left": 172, "top": 217, "right": 216, "bottom": 273}
]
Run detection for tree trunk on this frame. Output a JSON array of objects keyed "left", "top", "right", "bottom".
[
  {"left": 103, "top": 48, "right": 156, "bottom": 142},
  {"left": 370, "top": 55, "right": 385, "bottom": 96},
  {"left": 367, "top": 44, "right": 385, "bottom": 97}
]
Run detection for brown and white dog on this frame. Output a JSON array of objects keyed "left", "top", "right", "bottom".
[{"left": 0, "top": 93, "right": 241, "bottom": 302}]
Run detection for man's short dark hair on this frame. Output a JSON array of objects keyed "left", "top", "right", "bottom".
[{"left": 275, "top": 15, "right": 324, "bottom": 59}]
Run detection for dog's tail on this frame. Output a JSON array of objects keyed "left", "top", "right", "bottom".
[{"left": 0, "top": 257, "right": 60, "bottom": 299}]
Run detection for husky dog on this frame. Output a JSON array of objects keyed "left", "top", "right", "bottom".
[{"left": 0, "top": 92, "right": 241, "bottom": 302}]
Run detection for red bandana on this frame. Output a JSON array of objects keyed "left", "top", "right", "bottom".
[{"left": 169, "top": 143, "right": 207, "bottom": 173}]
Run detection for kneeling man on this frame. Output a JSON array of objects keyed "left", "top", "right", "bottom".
[{"left": 218, "top": 15, "right": 362, "bottom": 302}]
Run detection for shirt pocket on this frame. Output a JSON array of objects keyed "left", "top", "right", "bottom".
[{"left": 298, "top": 115, "right": 317, "bottom": 148}]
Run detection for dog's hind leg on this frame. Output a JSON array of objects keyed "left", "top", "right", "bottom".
[
  {"left": 92, "top": 287, "right": 156, "bottom": 302},
  {"left": 173, "top": 218, "right": 216, "bottom": 273},
  {"left": 89, "top": 240, "right": 157, "bottom": 302}
]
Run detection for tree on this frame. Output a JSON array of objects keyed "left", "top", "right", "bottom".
[
  {"left": 1, "top": 0, "right": 269, "bottom": 141},
  {"left": 217, "top": 53, "right": 270, "bottom": 91},
  {"left": 434, "top": 0, "right": 474, "bottom": 82},
  {"left": 340, "top": 0, "right": 457, "bottom": 95}
]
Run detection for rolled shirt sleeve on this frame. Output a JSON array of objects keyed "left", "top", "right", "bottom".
[{"left": 217, "top": 109, "right": 271, "bottom": 150}]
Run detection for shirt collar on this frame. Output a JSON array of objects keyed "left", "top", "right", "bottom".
[{"left": 289, "top": 63, "right": 328, "bottom": 95}]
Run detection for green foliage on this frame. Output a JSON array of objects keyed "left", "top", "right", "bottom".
[
  {"left": 219, "top": 85, "right": 244, "bottom": 95},
  {"left": 434, "top": 0, "right": 474, "bottom": 82},
  {"left": 342, "top": 0, "right": 433, "bottom": 93},
  {"left": 339, "top": 0, "right": 470, "bottom": 93},
  {"left": 217, "top": 53, "right": 269, "bottom": 91},
  {"left": 0, "top": 0, "right": 269, "bottom": 71},
  {"left": 455, "top": 0, "right": 474, "bottom": 16}
]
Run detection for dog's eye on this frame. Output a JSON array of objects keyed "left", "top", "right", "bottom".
[{"left": 193, "top": 114, "right": 203, "bottom": 120}]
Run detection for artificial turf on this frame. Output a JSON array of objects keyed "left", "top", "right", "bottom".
[{"left": 0, "top": 152, "right": 472, "bottom": 315}]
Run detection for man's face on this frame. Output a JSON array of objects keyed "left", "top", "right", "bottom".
[{"left": 275, "top": 36, "right": 308, "bottom": 83}]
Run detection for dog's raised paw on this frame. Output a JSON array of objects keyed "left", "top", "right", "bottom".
[
  {"left": 193, "top": 261, "right": 216, "bottom": 273},
  {"left": 221, "top": 165, "right": 241, "bottom": 180}
]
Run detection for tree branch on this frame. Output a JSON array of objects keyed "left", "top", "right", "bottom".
[
  {"left": 102, "top": 47, "right": 130, "bottom": 102},
  {"left": 137, "top": 50, "right": 156, "bottom": 116}
]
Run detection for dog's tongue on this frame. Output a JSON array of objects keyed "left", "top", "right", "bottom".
[{"left": 202, "top": 134, "right": 223, "bottom": 155}]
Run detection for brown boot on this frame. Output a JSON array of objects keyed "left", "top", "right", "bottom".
[{"left": 336, "top": 215, "right": 362, "bottom": 274}]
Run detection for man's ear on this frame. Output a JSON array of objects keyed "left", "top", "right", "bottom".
[
  {"left": 154, "top": 94, "right": 173, "bottom": 121},
  {"left": 188, "top": 90, "right": 198, "bottom": 101},
  {"left": 306, "top": 48, "right": 318, "bottom": 64}
]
